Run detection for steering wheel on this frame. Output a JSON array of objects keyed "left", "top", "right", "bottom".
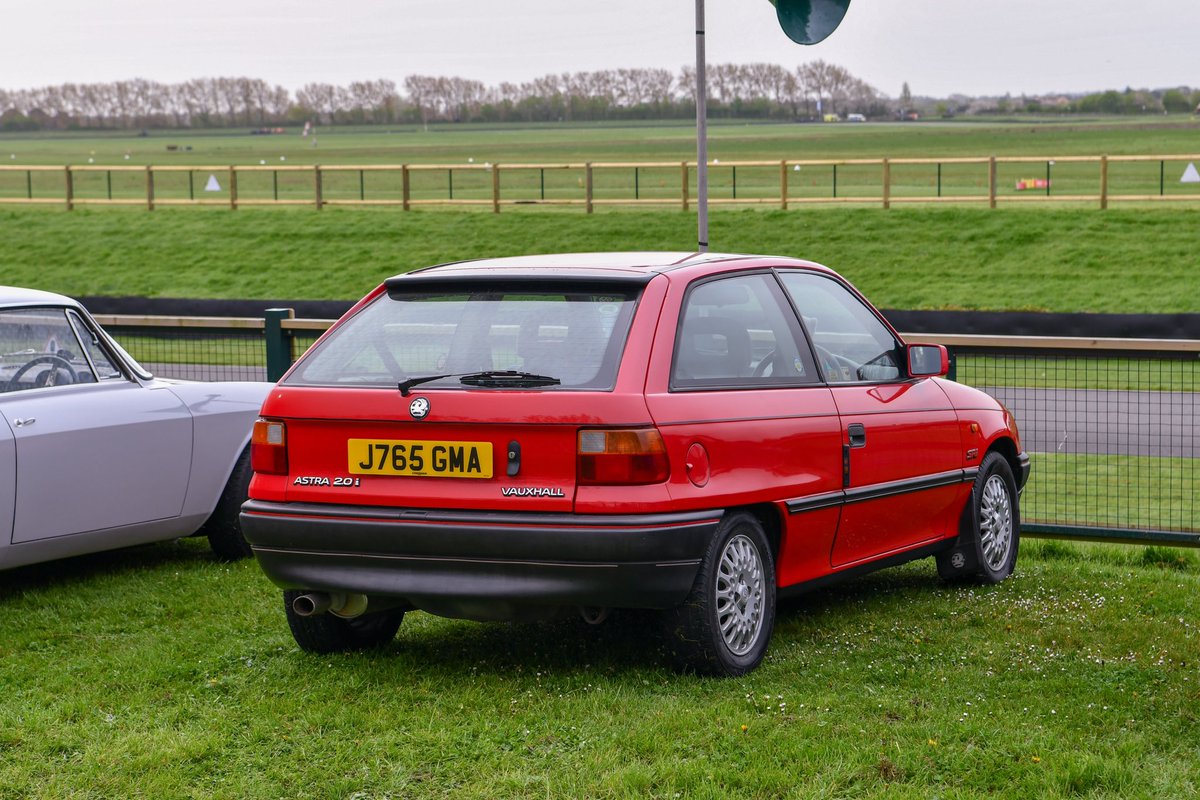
[
  {"left": 752, "top": 349, "right": 779, "bottom": 378},
  {"left": 6, "top": 355, "right": 78, "bottom": 392}
]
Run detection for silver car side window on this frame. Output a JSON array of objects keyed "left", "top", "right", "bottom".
[
  {"left": 0, "top": 307, "right": 98, "bottom": 393},
  {"left": 67, "top": 310, "right": 125, "bottom": 382}
]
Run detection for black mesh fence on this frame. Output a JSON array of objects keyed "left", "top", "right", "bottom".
[
  {"left": 954, "top": 348, "right": 1198, "bottom": 537},
  {"left": 105, "top": 324, "right": 269, "bottom": 382}
]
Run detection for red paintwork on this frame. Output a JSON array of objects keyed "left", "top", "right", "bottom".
[{"left": 250, "top": 252, "right": 1023, "bottom": 592}]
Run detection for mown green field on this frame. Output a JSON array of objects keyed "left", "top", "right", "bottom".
[
  {"left": 1, "top": 538, "right": 1196, "bottom": 799},
  {"left": 4, "top": 117, "right": 1200, "bottom": 165}
]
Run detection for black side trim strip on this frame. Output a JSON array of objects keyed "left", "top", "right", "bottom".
[
  {"left": 786, "top": 490, "right": 845, "bottom": 514},
  {"left": 844, "top": 468, "right": 976, "bottom": 506},
  {"left": 785, "top": 468, "right": 978, "bottom": 515}
]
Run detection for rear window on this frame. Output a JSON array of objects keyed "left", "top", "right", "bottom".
[{"left": 287, "top": 286, "right": 640, "bottom": 390}]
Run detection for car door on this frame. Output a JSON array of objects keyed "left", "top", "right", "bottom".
[
  {"left": 644, "top": 271, "right": 844, "bottom": 588},
  {"left": 777, "top": 271, "right": 963, "bottom": 568},
  {"left": 0, "top": 307, "right": 193, "bottom": 544}
]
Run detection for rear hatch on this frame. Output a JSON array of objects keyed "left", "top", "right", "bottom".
[
  {"left": 273, "top": 273, "right": 653, "bottom": 512},
  {"left": 278, "top": 388, "right": 653, "bottom": 512}
]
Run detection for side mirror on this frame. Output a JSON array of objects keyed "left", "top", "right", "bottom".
[{"left": 907, "top": 344, "right": 949, "bottom": 377}]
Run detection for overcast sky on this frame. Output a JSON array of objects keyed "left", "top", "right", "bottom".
[{"left": 4, "top": 0, "right": 1197, "bottom": 98}]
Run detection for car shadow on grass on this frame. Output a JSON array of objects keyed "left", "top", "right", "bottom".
[
  {"left": 348, "top": 561, "right": 954, "bottom": 678},
  {"left": 0, "top": 537, "right": 221, "bottom": 602}
]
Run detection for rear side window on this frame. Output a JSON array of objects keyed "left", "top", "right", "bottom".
[
  {"left": 672, "top": 273, "right": 817, "bottom": 390},
  {"left": 288, "top": 287, "right": 639, "bottom": 390}
]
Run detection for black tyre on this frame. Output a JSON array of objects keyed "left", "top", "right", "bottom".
[
  {"left": 283, "top": 590, "right": 405, "bottom": 654},
  {"left": 936, "top": 451, "right": 1020, "bottom": 583},
  {"left": 664, "top": 511, "right": 776, "bottom": 677},
  {"left": 202, "top": 446, "right": 254, "bottom": 561}
]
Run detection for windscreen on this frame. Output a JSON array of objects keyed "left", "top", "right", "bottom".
[{"left": 287, "top": 286, "right": 640, "bottom": 390}]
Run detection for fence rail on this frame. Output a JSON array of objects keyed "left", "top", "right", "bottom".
[
  {"left": 97, "top": 311, "right": 1200, "bottom": 549},
  {"left": 5, "top": 154, "right": 1200, "bottom": 211}
]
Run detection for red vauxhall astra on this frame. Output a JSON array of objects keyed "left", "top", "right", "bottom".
[{"left": 242, "top": 252, "right": 1028, "bottom": 676}]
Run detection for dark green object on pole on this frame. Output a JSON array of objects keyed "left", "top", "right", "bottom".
[{"left": 769, "top": 0, "right": 851, "bottom": 44}]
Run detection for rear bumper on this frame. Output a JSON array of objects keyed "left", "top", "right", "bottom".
[{"left": 240, "top": 500, "right": 720, "bottom": 617}]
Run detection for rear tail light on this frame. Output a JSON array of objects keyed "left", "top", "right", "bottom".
[
  {"left": 578, "top": 428, "right": 669, "bottom": 485},
  {"left": 251, "top": 419, "right": 288, "bottom": 475}
]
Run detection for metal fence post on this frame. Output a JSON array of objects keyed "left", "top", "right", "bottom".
[
  {"left": 264, "top": 308, "right": 296, "bottom": 382},
  {"left": 402, "top": 165, "right": 410, "bottom": 210},
  {"left": 314, "top": 165, "right": 323, "bottom": 210},
  {"left": 229, "top": 166, "right": 238, "bottom": 210},
  {"left": 146, "top": 166, "right": 155, "bottom": 211},
  {"left": 492, "top": 163, "right": 501, "bottom": 213},
  {"left": 64, "top": 166, "right": 74, "bottom": 211}
]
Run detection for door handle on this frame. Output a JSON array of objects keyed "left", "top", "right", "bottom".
[
  {"left": 847, "top": 423, "right": 866, "bottom": 448},
  {"left": 13, "top": 417, "right": 36, "bottom": 428}
]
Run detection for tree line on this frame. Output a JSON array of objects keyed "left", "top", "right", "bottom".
[{"left": 1, "top": 64, "right": 1196, "bottom": 132}]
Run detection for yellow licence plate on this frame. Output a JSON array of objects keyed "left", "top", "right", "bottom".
[{"left": 348, "top": 439, "right": 493, "bottom": 478}]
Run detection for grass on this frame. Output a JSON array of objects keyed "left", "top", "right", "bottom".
[
  {"left": 4, "top": 117, "right": 1200, "bottom": 166},
  {"left": 2, "top": 205, "right": 1200, "bottom": 314},
  {"left": 1023, "top": 453, "right": 1198, "bottom": 532},
  {"left": 1, "top": 537, "right": 1196, "bottom": 798},
  {"left": 958, "top": 356, "right": 1200, "bottom": 392}
]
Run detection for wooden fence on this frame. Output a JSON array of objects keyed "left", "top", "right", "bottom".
[{"left": 4, "top": 154, "right": 1200, "bottom": 211}]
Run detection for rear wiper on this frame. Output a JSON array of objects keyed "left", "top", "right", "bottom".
[
  {"left": 459, "top": 370, "right": 560, "bottom": 389},
  {"left": 398, "top": 370, "right": 560, "bottom": 396}
]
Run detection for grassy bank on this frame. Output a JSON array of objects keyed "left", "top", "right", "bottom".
[
  {"left": 1, "top": 538, "right": 1196, "bottom": 798},
  {"left": 3, "top": 205, "right": 1199, "bottom": 313}
]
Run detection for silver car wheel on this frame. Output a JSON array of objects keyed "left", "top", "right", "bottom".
[
  {"left": 979, "top": 473, "right": 1014, "bottom": 571},
  {"left": 715, "top": 533, "right": 766, "bottom": 656}
]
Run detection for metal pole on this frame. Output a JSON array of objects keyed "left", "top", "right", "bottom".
[{"left": 695, "top": 0, "right": 708, "bottom": 251}]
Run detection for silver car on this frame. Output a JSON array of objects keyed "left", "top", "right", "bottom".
[{"left": 0, "top": 286, "right": 270, "bottom": 569}]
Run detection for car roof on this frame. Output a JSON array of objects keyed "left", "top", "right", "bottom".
[
  {"left": 0, "top": 286, "right": 80, "bottom": 310},
  {"left": 396, "top": 251, "right": 831, "bottom": 283}
]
